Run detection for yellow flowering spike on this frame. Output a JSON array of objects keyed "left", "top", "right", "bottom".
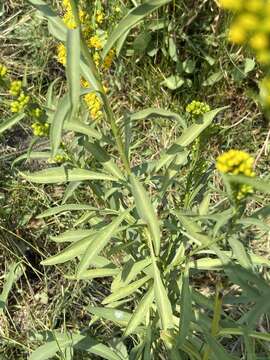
[
  {"left": 57, "top": 43, "right": 67, "bottom": 65},
  {"left": 216, "top": 150, "right": 255, "bottom": 177},
  {"left": 237, "top": 13, "right": 258, "bottom": 30},
  {"left": 84, "top": 92, "right": 102, "bottom": 120}
]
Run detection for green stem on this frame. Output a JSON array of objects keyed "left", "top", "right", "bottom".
[
  {"left": 202, "top": 282, "right": 223, "bottom": 360},
  {"left": 69, "top": 0, "right": 131, "bottom": 175}
]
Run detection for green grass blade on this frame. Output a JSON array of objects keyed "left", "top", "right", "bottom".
[
  {"left": 125, "top": 285, "right": 154, "bottom": 336},
  {"left": 77, "top": 211, "right": 128, "bottom": 276},
  {"left": 0, "top": 263, "right": 23, "bottom": 314},
  {"left": 130, "top": 174, "right": 160, "bottom": 255},
  {"left": 66, "top": 28, "right": 81, "bottom": 119},
  {"left": 21, "top": 167, "right": 118, "bottom": 183},
  {"left": 0, "top": 113, "right": 25, "bottom": 134},
  {"left": 102, "top": 0, "right": 173, "bottom": 58}
]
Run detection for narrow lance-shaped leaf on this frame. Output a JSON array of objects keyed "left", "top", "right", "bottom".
[
  {"left": 130, "top": 174, "right": 160, "bottom": 255},
  {"left": 178, "top": 263, "right": 192, "bottom": 345},
  {"left": 0, "top": 113, "right": 25, "bottom": 134},
  {"left": 36, "top": 204, "right": 96, "bottom": 219},
  {"left": 152, "top": 259, "right": 173, "bottom": 330},
  {"left": 41, "top": 233, "right": 97, "bottom": 265},
  {"left": 50, "top": 94, "right": 70, "bottom": 157},
  {"left": 77, "top": 211, "right": 128, "bottom": 276},
  {"left": 102, "top": 0, "right": 173, "bottom": 58},
  {"left": 156, "top": 107, "right": 228, "bottom": 170},
  {"left": 102, "top": 275, "right": 151, "bottom": 305},
  {"left": 21, "top": 167, "right": 118, "bottom": 184},
  {"left": 66, "top": 28, "right": 81, "bottom": 119},
  {"left": 125, "top": 285, "right": 154, "bottom": 336}
]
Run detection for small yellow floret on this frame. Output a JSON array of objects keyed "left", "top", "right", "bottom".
[
  {"left": 57, "top": 43, "right": 67, "bottom": 65},
  {"left": 0, "top": 64, "right": 8, "bottom": 77},
  {"left": 218, "top": 0, "right": 243, "bottom": 11},
  {"left": 229, "top": 24, "right": 246, "bottom": 44}
]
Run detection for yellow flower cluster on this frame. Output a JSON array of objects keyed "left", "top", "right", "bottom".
[
  {"left": 259, "top": 76, "right": 270, "bottom": 106},
  {"left": 10, "top": 92, "right": 30, "bottom": 113},
  {"left": 9, "top": 80, "right": 22, "bottom": 96},
  {"left": 57, "top": 43, "right": 67, "bottom": 66},
  {"left": 95, "top": 9, "right": 105, "bottom": 24},
  {"left": 0, "top": 64, "right": 7, "bottom": 78},
  {"left": 216, "top": 150, "right": 255, "bottom": 200},
  {"left": 88, "top": 35, "right": 103, "bottom": 50},
  {"left": 219, "top": 0, "right": 270, "bottom": 64},
  {"left": 82, "top": 80, "right": 103, "bottom": 120},
  {"left": 216, "top": 149, "right": 255, "bottom": 176},
  {"left": 31, "top": 122, "right": 49, "bottom": 137},
  {"left": 186, "top": 100, "right": 211, "bottom": 116}
]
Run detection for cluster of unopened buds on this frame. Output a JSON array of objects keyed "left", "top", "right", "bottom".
[
  {"left": 186, "top": 100, "right": 211, "bottom": 116},
  {"left": 31, "top": 122, "right": 49, "bottom": 137},
  {"left": 216, "top": 149, "right": 255, "bottom": 200}
]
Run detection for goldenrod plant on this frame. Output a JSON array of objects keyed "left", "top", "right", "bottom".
[{"left": 1, "top": 0, "right": 270, "bottom": 359}]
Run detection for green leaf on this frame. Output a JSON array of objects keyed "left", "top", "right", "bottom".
[
  {"left": 21, "top": 167, "right": 118, "bottom": 184},
  {"left": 102, "top": 275, "right": 151, "bottom": 305},
  {"left": 125, "top": 285, "right": 154, "bottom": 336},
  {"left": 77, "top": 211, "right": 128, "bottom": 276},
  {"left": 50, "top": 94, "right": 69, "bottom": 157},
  {"left": 0, "top": 113, "right": 25, "bottom": 134},
  {"left": 228, "top": 236, "right": 253, "bottom": 270},
  {"left": 111, "top": 257, "right": 152, "bottom": 292},
  {"left": 203, "top": 331, "right": 238, "bottom": 360},
  {"left": 161, "top": 75, "right": 185, "bottom": 90},
  {"left": 29, "top": 332, "right": 122, "bottom": 360},
  {"left": 12, "top": 151, "right": 51, "bottom": 168},
  {"left": 244, "top": 58, "right": 256, "bottom": 74},
  {"left": 50, "top": 229, "right": 94, "bottom": 243},
  {"left": 63, "top": 120, "right": 102, "bottom": 140},
  {"left": 84, "top": 141, "right": 124, "bottom": 180},
  {"left": 133, "top": 31, "right": 152, "bottom": 54},
  {"left": 202, "top": 71, "right": 223, "bottom": 86},
  {"left": 41, "top": 233, "right": 97, "bottom": 265},
  {"left": 87, "top": 306, "right": 132, "bottom": 326},
  {"left": 62, "top": 181, "right": 81, "bottom": 204},
  {"left": 37, "top": 204, "right": 96, "bottom": 219},
  {"left": 130, "top": 174, "right": 160, "bottom": 255},
  {"left": 129, "top": 107, "right": 186, "bottom": 128},
  {"left": 156, "top": 107, "right": 228, "bottom": 170},
  {"left": 102, "top": 0, "right": 173, "bottom": 58},
  {"left": 69, "top": 268, "right": 119, "bottom": 280},
  {"left": 178, "top": 264, "right": 192, "bottom": 345},
  {"left": 224, "top": 174, "right": 270, "bottom": 194},
  {"left": 66, "top": 28, "right": 81, "bottom": 119},
  {"left": 152, "top": 260, "right": 173, "bottom": 330}
]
